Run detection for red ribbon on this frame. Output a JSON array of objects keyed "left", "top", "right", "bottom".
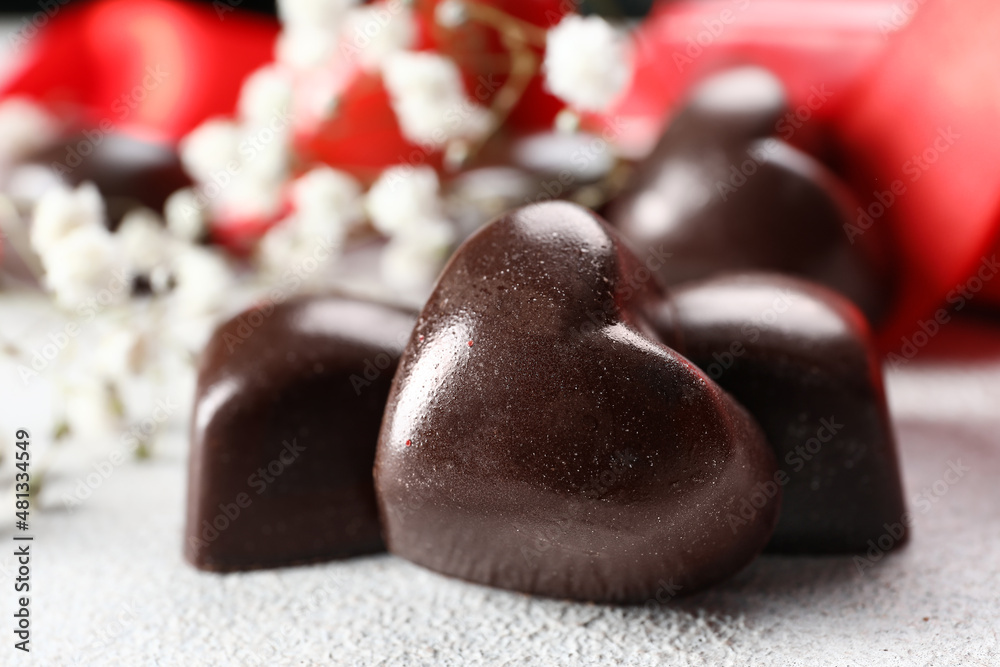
[
  {"left": 1, "top": 0, "right": 278, "bottom": 145},
  {"left": 831, "top": 0, "right": 1000, "bottom": 345}
]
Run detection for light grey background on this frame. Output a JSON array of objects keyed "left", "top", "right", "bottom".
[{"left": 0, "top": 316, "right": 995, "bottom": 666}]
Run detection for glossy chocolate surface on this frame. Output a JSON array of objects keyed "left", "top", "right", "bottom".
[
  {"left": 28, "top": 133, "right": 190, "bottom": 226},
  {"left": 375, "top": 202, "right": 780, "bottom": 603},
  {"left": 605, "top": 67, "right": 889, "bottom": 323},
  {"left": 666, "top": 273, "right": 907, "bottom": 552},
  {"left": 186, "top": 295, "right": 415, "bottom": 572}
]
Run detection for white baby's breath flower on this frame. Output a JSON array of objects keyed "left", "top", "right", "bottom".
[
  {"left": 84, "top": 314, "right": 167, "bottom": 431},
  {"left": 257, "top": 217, "right": 340, "bottom": 283},
  {"left": 238, "top": 64, "right": 295, "bottom": 125},
  {"left": 382, "top": 52, "right": 491, "bottom": 146},
  {"left": 182, "top": 121, "right": 291, "bottom": 224},
  {"left": 179, "top": 119, "right": 242, "bottom": 185},
  {"left": 380, "top": 220, "right": 454, "bottom": 292},
  {"left": 368, "top": 166, "right": 454, "bottom": 292},
  {"left": 149, "top": 264, "right": 174, "bottom": 295},
  {"left": 179, "top": 107, "right": 292, "bottom": 225},
  {"left": 0, "top": 97, "right": 60, "bottom": 164},
  {"left": 29, "top": 182, "right": 105, "bottom": 256},
  {"left": 211, "top": 174, "right": 286, "bottom": 223},
  {"left": 169, "top": 246, "right": 235, "bottom": 318},
  {"left": 292, "top": 166, "right": 364, "bottom": 229},
  {"left": 30, "top": 183, "right": 130, "bottom": 309},
  {"left": 366, "top": 166, "right": 445, "bottom": 237},
  {"left": 554, "top": 108, "right": 580, "bottom": 134},
  {"left": 39, "top": 225, "right": 128, "bottom": 310},
  {"left": 238, "top": 124, "right": 293, "bottom": 184},
  {"left": 435, "top": 0, "right": 467, "bottom": 28},
  {"left": 342, "top": 5, "right": 416, "bottom": 70},
  {"left": 164, "top": 188, "right": 207, "bottom": 242},
  {"left": 3, "top": 164, "right": 64, "bottom": 211},
  {"left": 63, "top": 377, "right": 119, "bottom": 441},
  {"left": 275, "top": 26, "right": 340, "bottom": 70},
  {"left": 256, "top": 168, "right": 359, "bottom": 281},
  {"left": 96, "top": 324, "right": 148, "bottom": 381},
  {"left": 544, "top": 15, "right": 632, "bottom": 112},
  {"left": 257, "top": 220, "right": 302, "bottom": 274},
  {"left": 117, "top": 208, "right": 171, "bottom": 276},
  {"left": 294, "top": 70, "right": 346, "bottom": 126},
  {"left": 277, "top": 0, "right": 358, "bottom": 30}
]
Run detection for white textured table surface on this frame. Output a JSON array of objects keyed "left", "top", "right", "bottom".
[{"left": 3, "top": 316, "right": 1000, "bottom": 667}]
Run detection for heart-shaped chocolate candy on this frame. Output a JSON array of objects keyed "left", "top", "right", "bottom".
[
  {"left": 663, "top": 273, "right": 907, "bottom": 552},
  {"left": 374, "top": 202, "right": 780, "bottom": 602},
  {"left": 22, "top": 134, "right": 191, "bottom": 228},
  {"left": 186, "top": 295, "right": 415, "bottom": 571},
  {"left": 604, "top": 67, "right": 890, "bottom": 324}
]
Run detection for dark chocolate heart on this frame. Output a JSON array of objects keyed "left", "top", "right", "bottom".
[
  {"left": 663, "top": 273, "right": 907, "bottom": 552},
  {"left": 374, "top": 202, "right": 780, "bottom": 603},
  {"left": 185, "top": 295, "right": 415, "bottom": 571},
  {"left": 604, "top": 66, "right": 890, "bottom": 324},
  {"left": 24, "top": 133, "right": 191, "bottom": 227}
]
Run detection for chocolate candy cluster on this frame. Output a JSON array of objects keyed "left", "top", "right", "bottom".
[{"left": 185, "top": 69, "right": 905, "bottom": 602}]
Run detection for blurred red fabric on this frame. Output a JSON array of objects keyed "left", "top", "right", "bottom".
[
  {"left": 0, "top": 0, "right": 279, "bottom": 144},
  {"left": 3, "top": 0, "right": 999, "bottom": 340}
]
